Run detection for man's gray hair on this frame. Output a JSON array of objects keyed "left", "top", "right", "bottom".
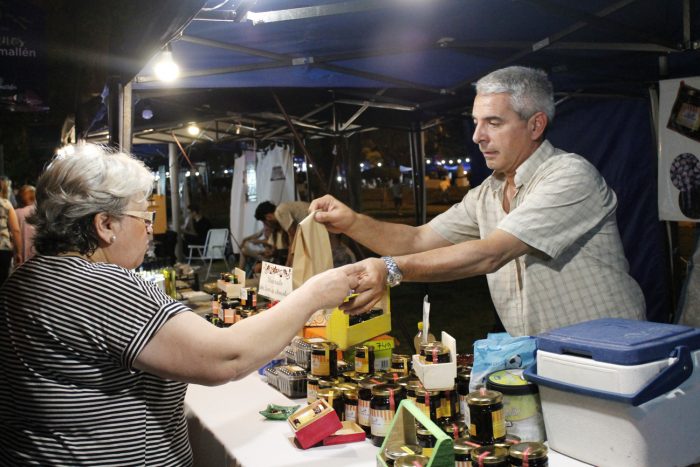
[
  {"left": 31, "top": 143, "right": 154, "bottom": 256},
  {"left": 475, "top": 66, "right": 555, "bottom": 122}
]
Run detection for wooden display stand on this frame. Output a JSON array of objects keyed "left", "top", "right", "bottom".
[
  {"left": 216, "top": 267, "right": 246, "bottom": 297},
  {"left": 325, "top": 289, "right": 391, "bottom": 350},
  {"left": 376, "top": 399, "right": 454, "bottom": 467},
  {"left": 412, "top": 332, "right": 457, "bottom": 390}
]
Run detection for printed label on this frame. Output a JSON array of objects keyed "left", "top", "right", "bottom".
[
  {"left": 370, "top": 408, "right": 393, "bottom": 437},
  {"left": 358, "top": 400, "right": 370, "bottom": 426},
  {"left": 492, "top": 408, "right": 506, "bottom": 439},
  {"left": 344, "top": 405, "right": 357, "bottom": 423},
  {"left": 311, "top": 353, "right": 330, "bottom": 376}
]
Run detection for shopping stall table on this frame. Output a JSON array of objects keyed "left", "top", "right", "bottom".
[{"left": 185, "top": 373, "right": 592, "bottom": 467}]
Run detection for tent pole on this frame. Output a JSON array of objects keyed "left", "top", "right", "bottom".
[
  {"left": 169, "top": 143, "right": 184, "bottom": 263},
  {"left": 107, "top": 76, "right": 120, "bottom": 149},
  {"left": 119, "top": 81, "right": 133, "bottom": 153},
  {"left": 408, "top": 122, "right": 426, "bottom": 225}
]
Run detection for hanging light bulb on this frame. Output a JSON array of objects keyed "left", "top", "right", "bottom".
[
  {"left": 187, "top": 122, "right": 200, "bottom": 136},
  {"left": 154, "top": 44, "right": 180, "bottom": 82}
]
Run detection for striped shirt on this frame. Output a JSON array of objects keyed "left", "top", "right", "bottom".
[
  {"left": 429, "top": 140, "right": 645, "bottom": 336},
  {"left": 0, "top": 256, "right": 192, "bottom": 466}
]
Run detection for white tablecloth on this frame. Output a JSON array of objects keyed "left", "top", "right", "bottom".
[{"left": 185, "top": 373, "right": 591, "bottom": 467}]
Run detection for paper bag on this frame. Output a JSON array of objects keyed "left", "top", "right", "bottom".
[{"left": 292, "top": 212, "right": 333, "bottom": 326}]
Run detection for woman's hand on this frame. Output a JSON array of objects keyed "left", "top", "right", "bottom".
[{"left": 301, "top": 263, "right": 363, "bottom": 311}]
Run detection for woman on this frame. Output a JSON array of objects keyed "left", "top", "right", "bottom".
[
  {"left": 0, "top": 144, "right": 361, "bottom": 466},
  {"left": 0, "top": 176, "right": 21, "bottom": 283},
  {"left": 14, "top": 184, "right": 36, "bottom": 265}
]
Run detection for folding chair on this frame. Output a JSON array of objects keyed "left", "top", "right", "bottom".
[{"left": 187, "top": 228, "right": 231, "bottom": 280}]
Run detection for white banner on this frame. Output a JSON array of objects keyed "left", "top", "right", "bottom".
[{"left": 658, "top": 77, "right": 700, "bottom": 221}]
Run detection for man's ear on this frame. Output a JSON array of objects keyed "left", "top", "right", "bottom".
[
  {"left": 93, "top": 212, "right": 116, "bottom": 244},
  {"left": 529, "top": 112, "right": 548, "bottom": 140}
]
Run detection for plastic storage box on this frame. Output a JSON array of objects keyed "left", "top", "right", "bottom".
[{"left": 524, "top": 318, "right": 700, "bottom": 467}]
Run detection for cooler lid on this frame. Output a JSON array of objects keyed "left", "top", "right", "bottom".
[{"left": 535, "top": 318, "right": 700, "bottom": 365}]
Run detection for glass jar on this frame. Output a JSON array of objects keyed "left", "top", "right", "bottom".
[
  {"left": 310, "top": 341, "right": 338, "bottom": 377},
  {"left": 508, "top": 441, "right": 548, "bottom": 466},
  {"left": 440, "top": 419, "right": 467, "bottom": 440},
  {"left": 391, "top": 353, "right": 412, "bottom": 376},
  {"left": 395, "top": 454, "right": 430, "bottom": 467},
  {"left": 358, "top": 376, "right": 382, "bottom": 435},
  {"left": 342, "top": 370, "right": 366, "bottom": 385},
  {"left": 485, "top": 369, "right": 546, "bottom": 442},
  {"left": 454, "top": 436, "right": 477, "bottom": 467},
  {"left": 354, "top": 345, "right": 375, "bottom": 374},
  {"left": 369, "top": 383, "right": 405, "bottom": 446},
  {"left": 317, "top": 388, "right": 344, "bottom": 420},
  {"left": 383, "top": 442, "right": 422, "bottom": 467},
  {"left": 415, "top": 424, "right": 437, "bottom": 457},
  {"left": 467, "top": 389, "right": 506, "bottom": 445},
  {"left": 307, "top": 374, "right": 320, "bottom": 403},
  {"left": 440, "top": 387, "right": 460, "bottom": 422},
  {"left": 406, "top": 378, "right": 424, "bottom": 405},
  {"left": 414, "top": 385, "right": 442, "bottom": 423},
  {"left": 420, "top": 341, "right": 450, "bottom": 364},
  {"left": 335, "top": 382, "right": 358, "bottom": 421},
  {"left": 456, "top": 369, "right": 472, "bottom": 426},
  {"left": 469, "top": 445, "right": 509, "bottom": 466},
  {"left": 342, "top": 388, "right": 359, "bottom": 423}
]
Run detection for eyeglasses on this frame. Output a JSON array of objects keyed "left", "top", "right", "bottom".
[{"left": 123, "top": 210, "right": 155, "bottom": 227}]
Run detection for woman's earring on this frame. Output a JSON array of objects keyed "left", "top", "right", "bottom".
[{"left": 110, "top": 235, "right": 117, "bottom": 243}]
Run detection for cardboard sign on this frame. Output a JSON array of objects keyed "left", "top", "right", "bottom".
[{"left": 258, "top": 261, "right": 293, "bottom": 301}]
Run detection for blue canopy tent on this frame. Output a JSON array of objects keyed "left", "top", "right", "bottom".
[{"left": 85, "top": 0, "right": 700, "bottom": 323}]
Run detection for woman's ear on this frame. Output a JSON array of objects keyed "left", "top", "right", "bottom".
[{"left": 93, "top": 212, "right": 117, "bottom": 244}]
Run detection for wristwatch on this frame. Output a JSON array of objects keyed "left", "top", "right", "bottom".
[{"left": 381, "top": 256, "right": 403, "bottom": 288}]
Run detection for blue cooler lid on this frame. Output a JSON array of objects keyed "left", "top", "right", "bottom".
[{"left": 536, "top": 318, "right": 700, "bottom": 365}]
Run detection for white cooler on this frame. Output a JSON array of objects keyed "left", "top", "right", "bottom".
[{"left": 524, "top": 318, "right": 700, "bottom": 467}]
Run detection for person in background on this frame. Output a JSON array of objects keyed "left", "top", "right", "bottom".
[
  {"left": 0, "top": 177, "right": 21, "bottom": 283},
  {"left": 389, "top": 177, "right": 403, "bottom": 216},
  {"left": 183, "top": 203, "right": 212, "bottom": 248},
  {"left": 0, "top": 175, "right": 18, "bottom": 208},
  {"left": 310, "top": 65, "right": 645, "bottom": 336},
  {"left": 15, "top": 185, "right": 36, "bottom": 266},
  {"left": 254, "top": 200, "right": 310, "bottom": 266},
  {"left": 0, "top": 143, "right": 363, "bottom": 466}
]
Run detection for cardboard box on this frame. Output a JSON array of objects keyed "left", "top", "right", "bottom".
[
  {"left": 412, "top": 332, "right": 457, "bottom": 390},
  {"left": 376, "top": 399, "right": 453, "bottom": 467},
  {"left": 322, "top": 421, "right": 366, "bottom": 446},
  {"left": 288, "top": 399, "right": 342, "bottom": 449},
  {"left": 216, "top": 267, "right": 246, "bottom": 297},
  {"left": 326, "top": 290, "right": 391, "bottom": 350}
]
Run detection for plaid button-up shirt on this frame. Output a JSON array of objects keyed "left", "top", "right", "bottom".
[{"left": 429, "top": 140, "right": 645, "bottom": 336}]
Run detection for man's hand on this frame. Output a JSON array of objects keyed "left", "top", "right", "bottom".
[
  {"left": 339, "top": 257, "right": 388, "bottom": 315},
  {"left": 309, "top": 195, "right": 357, "bottom": 234}
]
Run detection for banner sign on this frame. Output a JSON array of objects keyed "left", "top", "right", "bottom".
[{"left": 658, "top": 77, "right": 700, "bottom": 221}]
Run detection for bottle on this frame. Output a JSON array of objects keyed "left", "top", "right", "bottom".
[{"left": 413, "top": 322, "right": 436, "bottom": 355}]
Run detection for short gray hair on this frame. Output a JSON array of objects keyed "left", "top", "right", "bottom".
[
  {"left": 475, "top": 66, "right": 555, "bottom": 122},
  {"left": 31, "top": 143, "right": 154, "bottom": 256}
]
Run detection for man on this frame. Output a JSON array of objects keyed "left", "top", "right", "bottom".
[
  {"left": 310, "top": 66, "right": 645, "bottom": 336},
  {"left": 183, "top": 204, "right": 211, "bottom": 248},
  {"left": 255, "top": 200, "right": 310, "bottom": 266}
]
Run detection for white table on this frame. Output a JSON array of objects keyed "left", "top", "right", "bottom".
[{"left": 185, "top": 374, "right": 591, "bottom": 466}]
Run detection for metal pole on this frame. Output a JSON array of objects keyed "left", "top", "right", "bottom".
[
  {"left": 119, "top": 81, "right": 133, "bottom": 153},
  {"left": 107, "top": 77, "right": 120, "bottom": 149},
  {"left": 169, "top": 143, "right": 183, "bottom": 262},
  {"left": 408, "top": 123, "right": 427, "bottom": 225}
]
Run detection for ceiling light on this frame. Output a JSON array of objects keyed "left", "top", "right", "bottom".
[
  {"left": 154, "top": 44, "right": 180, "bottom": 82},
  {"left": 187, "top": 122, "right": 200, "bottom": 136}
]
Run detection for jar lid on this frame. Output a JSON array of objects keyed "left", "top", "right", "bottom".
[
  {"left": 342, "top": 371, "right": 366, "bottom": 384},
  {"left": 415, "top": 424, "right": 435, "bottom": 436},
  {"left": 454, "top": 436, "right": 481, "bottom": 455},
  {"left": 406, "top": 379, "right": 424, "bottom": 392},
  {"left": 354, "top": 344, "right": 373, "bottom": 353},
  {"left": 395, "top": 454, "right": 430, "bottom": 467},
  {"left": 318, "top": 377, "right": 343, "bottom": 388},
  {"left": 414, "top": 386, "right": 441, "bottom": 397},
  {"left": 334, "top": 382, "right": 358, "bottom": 393},
  {"left": 392, "top": 353, "right": 411, "bottom": 361},
  {"left": 508, "top": 442, "right": 548, "bottom": 460},
  {"left": 441, "top": 421, "right": 467, "bottom": 436},
  {"left": 485, "top": 369, "right": 539, "bottom": 395},
  {"left": 456, "top": 369, "right": 471, "bottom": 382},
  {"left": 493, "top": 433, "right": 522, "bottom": 449},
  {"left": 470, "top": 445, "right": 510, "bottom": 464},
  {"left": 381, "top": 373, "right": 410, "bottom": 386},
  {"left": 371, "top": 382, "right": 404, "bottom": 397},
  {"left": 317, "top": 388, "right": 341, "bottom": 399},
  {"left": 311, "top": 341, "right": 337, "bottom": 351},
  {"left": 359, "top": 374, "right": 385, "bottom": 388},
  {"left": 467, "top": 389, "right": 503, "bottom": 405},
  {"left": 278, "top": 365, "right": 307, "bottom": 377},
  {"left": 384, "top": 442, "right": 422, "bottom": 460}
]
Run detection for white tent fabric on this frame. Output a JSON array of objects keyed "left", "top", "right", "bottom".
[{"left": 229, "top": 145, "right": 296, "bottom": 254}]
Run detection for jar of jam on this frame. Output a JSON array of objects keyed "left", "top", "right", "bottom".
[
  {"left": 307, "top": 375, "right": 320, "bottom": 403},
  {"left": 415, "top": 424, "right": 437, "bottom": 457},
  {"left": 406, "top": 378, "right": 424, "bottom": 405},
  {"left": 391, "top": 354, "right": 412, "bottom": 376},
  {"left": 318, "top": 376, "right": 344, "bottom": 390},
  {"left": 420, "top": 342, "right": 451, "bottom": 364},
  {"left": 311, "top": 342, "right": 338, "bottom": 377},
  {"left": 467, "top": 389, "right": 505, "bottom": 445},
  {"left": 440, "top": 419, "right": 467, "bottom": 440},
  {"left": 469, "top": 445, "right": 509, "bottom": 467},
  {"left": 454, "top": 436, "right": 478, "bottom": 467},
  {"left": 383, "top": 442, "right": 422, "bottom": 466},
  {"left": 343, "top": 371, "right": 366, "bottom": 385},
  {"left": 369, "top": 383, "right": 405, "bottom": 447},
  {"left": 395, "top": 454, "right": 430, "bottom": 467},
  {"left": 493, "top": 433, "right": 520, "bottom": 450},
  {"left": 508, "top": 441, "right": 548, "bottom": 466},
  {"left": 354, "top": 345, "right": 375, "bottom": 374},
  {"left": 342, "top": 387, "right": 359, "bottom": 423},
  {"left": 317, "top": 388, "right": 344, "bottom": 420},
  {"left": 440, "top": 388, "right": 460, "bottom": 422},
  {"left": 456, "top": 369, "right": 472, "bottom": 426},
  {"left": 414, "top": 385, "right": 442, "bottom": 422},
  {"left": 358, "top": 376, "right": 383, "bottom": 435}
]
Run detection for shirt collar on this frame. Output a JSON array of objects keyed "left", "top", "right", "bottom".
[{"left": 487, "top": 140, "right": 555, "bottom": 192}]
